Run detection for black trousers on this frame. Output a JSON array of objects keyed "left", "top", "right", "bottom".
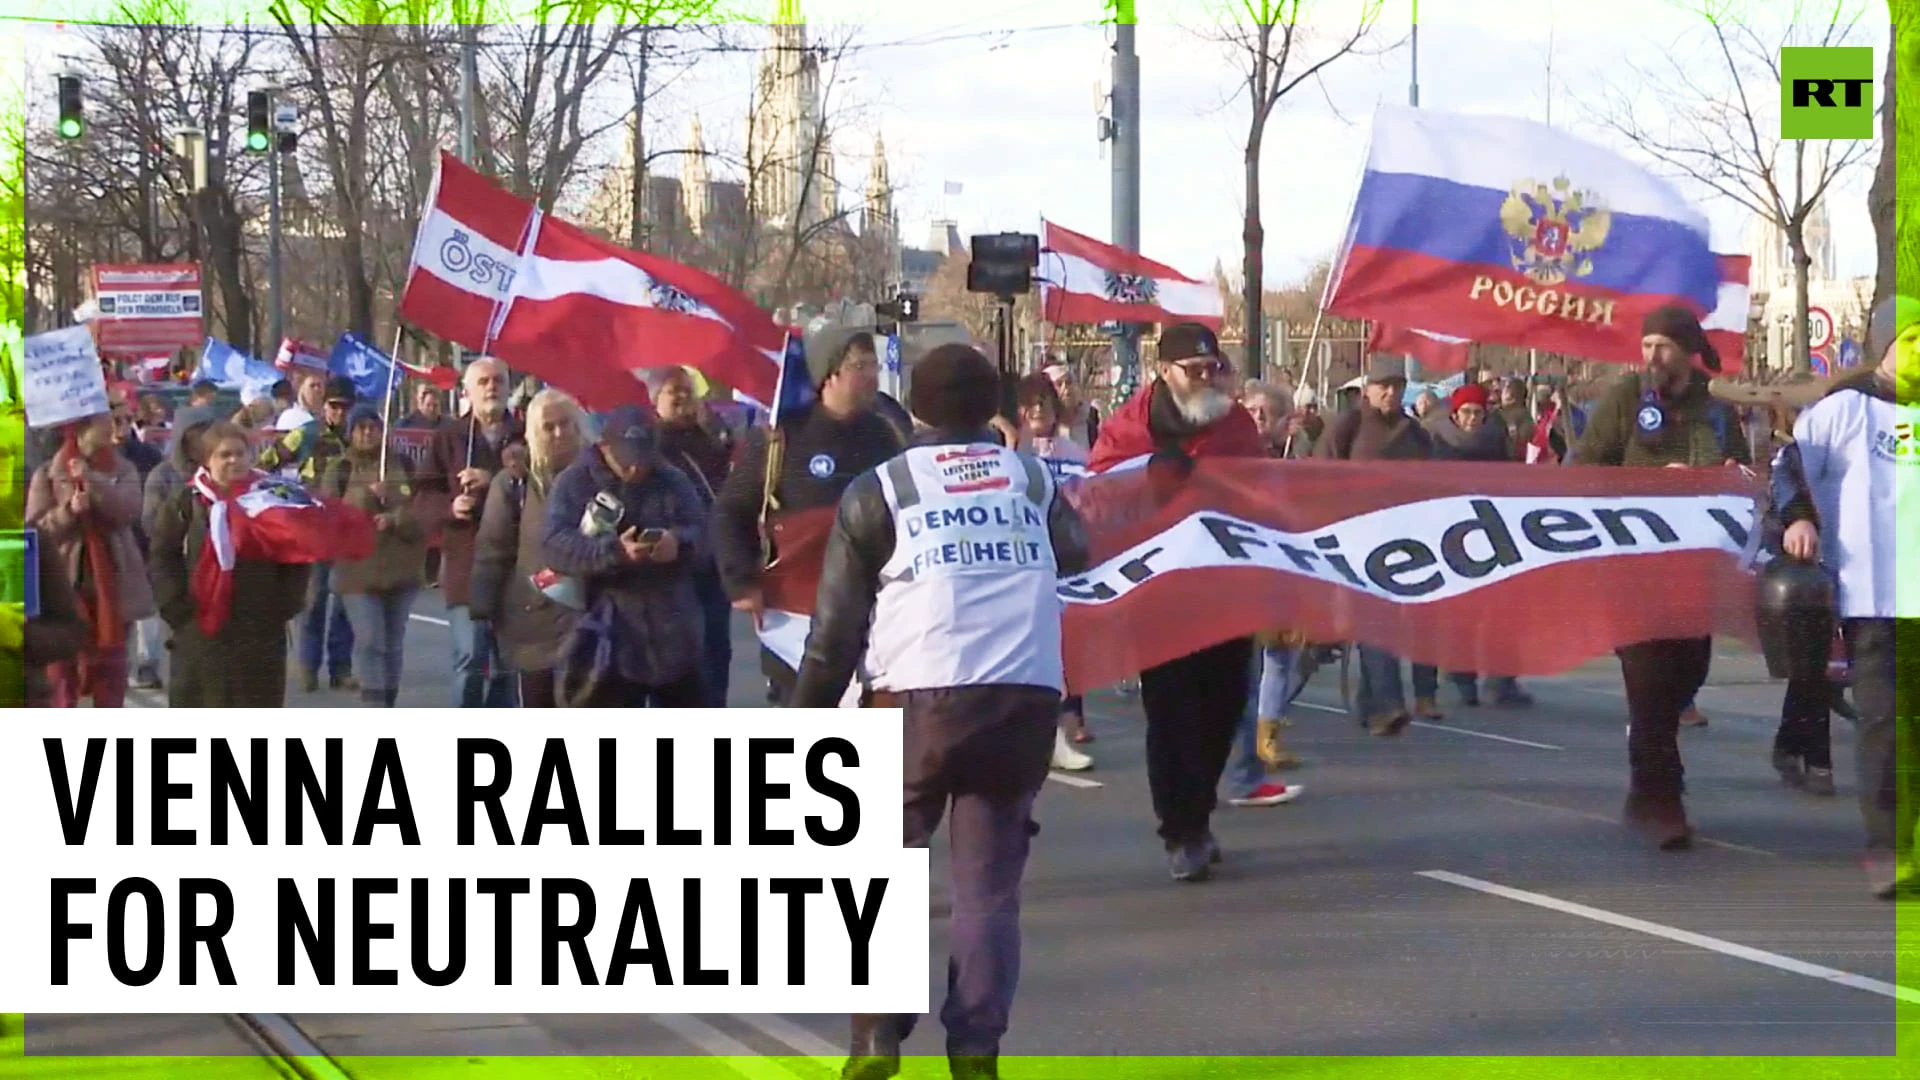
[
  {"left": 1617, "top": 637, "right": 1713, "bottom": 799},
  {"left": 1844, "top": 618, "right": 1919, "bottom": 856},
  {"left": 1773, "top": 673, "right": 1834, "bottom": 769},
  {"left": 861, "top": 685, "right": 1058, "bottom": 1056},
  {"left": 1139, "top": 637, "right": 1255, "bottom": 845}
]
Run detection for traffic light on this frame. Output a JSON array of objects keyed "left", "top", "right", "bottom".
[
  {"left": 56, "top": 76, "right": 83, "bottom": 140},
  {"left": 246, "top": 91, "right": 270, "bottom": 153},
  {"left": 875, "top": 291, "right": 921, "bottom": 324}
]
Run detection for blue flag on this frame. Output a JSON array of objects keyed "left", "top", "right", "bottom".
[
  {"left": 194, "top": 337, "right": 280, "bottom": 392},
  {"left": 769, "top": 332, "right": 816, "bottom": 429},
  {"left": 329, "top": 332, "right": 396, "bottom": 402}
]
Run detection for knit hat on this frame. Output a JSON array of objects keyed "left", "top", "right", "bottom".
[
  {"left": 1158, "top": 322, "right": 1221, "bottom": 363},
  {"left": 1641, "top": 305, "right": 1720, "bottom": 373},
  {"left": 1448, "top": 384, "right": 1491, "bottom": 413},
  {"left": 803, "top": 321, "right": 877, "bottom": 386},
  {"left": 345, "top": 403, "right": 384, "bottom": 432},
  {"left": 1866, "top": 296, "right": 1920, "bottom": 365},
  {"left": 908, "top": 344, "right": 999, "bottom": 431}
]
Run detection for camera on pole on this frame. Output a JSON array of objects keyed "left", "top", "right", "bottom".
[
  {"left": 274, "top": 102, "right": 299, "bottom": 154},
  {"left": 246, "top": 91, "right": 271, "bottom": 153},
  {"left": 56, "top": 75, "right": 84, "bottom": 140}
]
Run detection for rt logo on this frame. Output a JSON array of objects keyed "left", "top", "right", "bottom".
[{"left": 1781, "top": 46, "right": 1874, "bottom": 140}]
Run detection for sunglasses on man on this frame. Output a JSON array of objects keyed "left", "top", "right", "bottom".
[{"left": 1168, "top": 357, "right": 1231, "bottom": 379}]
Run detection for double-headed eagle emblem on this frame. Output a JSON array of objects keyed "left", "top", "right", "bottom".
[
  {"left": 1499, "top": 175, "right": 1611, "bottom": 286},
  {"left": 1104, "top": 270, "right": 1158, "bottom": 305}
]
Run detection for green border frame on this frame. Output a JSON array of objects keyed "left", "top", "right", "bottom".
[{"left": 2, "top": 0, "right": 1914, "bottom": 1076}]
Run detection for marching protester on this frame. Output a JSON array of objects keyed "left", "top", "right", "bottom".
[
  {"left": 137, "top": 402, "right": 225, "bottom": 690},
  {"left": 274, "top": 366, "right": 330, "bottom": 431},
  {"left": 1222, "top": 378, "right": 1312, "bottom": 798},
  {"left": 420, "top": 357, "right": 524, "bottom": 708},
  {"left": 148, "top": 423, "right": 313, "bottom": 708},
  {"left": 401, "top": 380, "right": 446, "bottom": 429},
  {"left": 1086, "top": 321, "right": 1265, "bottom": 881},
  {"left": 645, "top": 365, "right": 737, "bottom": 707},
  {"left": 1778, "top": 295, "right": 1918, "bottom": 897},
  {"left": 25, "top": 406, "right": 154, "bottom": 708},
  {"left": 1425, "top": 382, "right": 1533, "bottom": 708},
  {"left": 713, "top": 321, "right": 902, "bottom": 704},
  {"left": 1497, "top": 377, "right": 1535, "bottom": 450},
  {"left": 233, "top": 385, "right": 279, "bottom": 430},
  {"left": 1316, "top": 359, "right": 1443, "bottom": 732},
  {"left": 1015, "top": 371, "right": 1093, "bottom": 770},
  {"left": 324, "top": 406, "right": 426, "bottom": 708},
  {"left": 261, "top": 375, "right": 358, "bottom": 692},
  {"left": 4, "top": 510, "right": 85, "bottom": 708},
  {"left": 1285, "top": 386, "right": 1323, "bottom": 457},
  {"left": 471, "top": 388, "right": 588, "bottom": 709},
  {"left": 541, "top": 403, "right": 709, "bottom": 707},
  {"left": 110, "top": 383, "right": 166, "bottom": 690},
  {"left": 1043, "top": 359, "right": 1101, "bottom": 447},
  {"left": 1572, "top": 305, "right": 1750, "bottom": 850},
  {"left": 788, "top": 343, "right": 1090, "bottom": 1080},
  {"left": 1758, "top": 420, "right": 1836, "bottom": 797}
]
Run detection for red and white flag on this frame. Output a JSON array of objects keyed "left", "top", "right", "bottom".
[
  {"left": 493, "top": 208, "right": 788, "bottom": 410},
  {"left": 1039, "top": 220, "right": 1223, "bottom": 329},
  {"left": 1524, "top": 402, "right": 1559, "bottom": 464},
  {"left": 188, "top": 468, "right": 376, "bottom": 637},
  {"left": 273, "top": 337, "right": 329, "bottom": 376},
  {"left": 1704, "top": 254, "right": 1749, "bottom": 375},
  {"left": 398, "top": 152, "right": 787, "bottom": 411},
  {"left": 757, "top": 459, "right": 1762, "bottom": 694},
  {"left": 1367, "top": 322, "right": 1473, "bottom": 373}
]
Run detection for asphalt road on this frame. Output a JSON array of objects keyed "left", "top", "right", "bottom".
[{"left": 29, "top": 588, "right": 1904, "bottom": 1070}]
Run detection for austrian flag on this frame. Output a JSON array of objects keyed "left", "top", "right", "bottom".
[
  {"left": 189, "top": 469, "right": 376, "bottom": 637},
  {"left": 1039, "top": 220, "right": 1223, "bottom": 329}
]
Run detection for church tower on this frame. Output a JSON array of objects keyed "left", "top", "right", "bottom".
[
  {"left": 863, "top": 132, "right": 894, "bottom": 245},
  {"left": 682, "top": 114, "right": 710, "bottom": 237},
  {"left": 750, "top": 0, "right": 827, "bottom": 229}
]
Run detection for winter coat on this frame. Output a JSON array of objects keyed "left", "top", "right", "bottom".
[
  {"left": 1571, "top": 369, "right": 1752, "bottom": 469},
  {"left": 415, "top": 415, "right": 526, "bottom": 608},
  {"left": 471, "top": 453, "right": 582, "bottom": 673},
  {"left": 3, "top": 531, "right": 86, "bottom": 707},
  {"left": 1085, "top": 380, "right": 1265, "bottom": 472},
  {"left": 147, "top": 485, "right": 311, "bottom": 707},
  {"left": 141, "top": 404, "right": 225, "bottom": 543},
  {"left": 1425, "top": 414, "right": 1513, "bottom": 462},
  {"left": 1314, "top": 406, "right": 1434, "bottom": 462},
  {"left": 26, "top": 447, "right": 157, "bottom": 625},
  {"left": 542, "top": 449, "right": 708, "bottom": 688},
  {"left": 323, "top": 450, "right": 427, "bottom": 595}
]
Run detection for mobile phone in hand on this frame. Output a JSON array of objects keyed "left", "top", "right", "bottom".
[{"left": 638, "top": 528, "right": 667, "bottom": 545}]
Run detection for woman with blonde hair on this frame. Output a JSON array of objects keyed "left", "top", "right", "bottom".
[{"left": 471, "top": 387, "right": 588, "bottom": 707}]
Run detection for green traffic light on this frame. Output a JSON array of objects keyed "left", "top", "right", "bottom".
[
  {"left": 247, "top": 130, "right": 269, "bottom": 153},
  {"left": 58, "top": 117, "right": 82, "bottom": 139}
]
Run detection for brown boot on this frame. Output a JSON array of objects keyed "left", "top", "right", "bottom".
[
  {"left": 1623, "top": 790, "right": 1693, "bottom": 851},
  {"left": 1413, "top": 697, "right": 1444, "bottom": 721},
  {"left": 1368, "top": 710, "right": 1411, "bottom": 737},
  {"left": 1256, "top": 718, "right": 1303, "bottom": 768}
]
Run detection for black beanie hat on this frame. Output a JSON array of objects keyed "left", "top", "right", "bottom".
[
  {"left": 1641, "top": 306, "right": 1720, "bottom": 373},
  {"left": 1158, "top": 322, "right": 1221, "bottom": 363},
  {"left": 909, "top": 344, "right": 1000, "bottom": 431}
]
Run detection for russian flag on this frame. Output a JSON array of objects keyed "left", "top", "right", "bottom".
[{"left": 1328, "top": 106, "right": 1721, "bottom": 367}]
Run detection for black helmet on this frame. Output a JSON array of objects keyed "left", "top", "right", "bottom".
[{"left": 1754, "top": 556, "right": 1837, "bottom": 682}]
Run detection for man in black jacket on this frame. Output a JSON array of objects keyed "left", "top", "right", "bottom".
[
  {"left": 791, "top": 344, "right": 1089, "bottom": 1080},
  {"left": 713, "top": 321, "right": 903, "bottom": 703}
]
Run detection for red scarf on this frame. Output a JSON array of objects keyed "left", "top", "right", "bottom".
[{"left": 57, "top": 430, "right": 127, "bottom": 654}]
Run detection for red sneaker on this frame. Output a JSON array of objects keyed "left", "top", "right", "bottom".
[{"left": 1230, "top": 782, "right": 1303, "bottom": 807}]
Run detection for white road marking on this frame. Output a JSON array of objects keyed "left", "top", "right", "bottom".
[
  {"left": 1418, "top": 869, "right": 1919, "bottom": 1004},
  {"left": 729, "top": 1013, "right": 844, "bottom": 1067},
  {"left": 1047, "top": 772, "right": 1104, "bottom": 789},
  {"left": 1292, "top": 699, "right": 1562, "bottom": 750},
  {"left": 1407, "top": 721, "right": 1564, "bottom": 751},
  {"left": 1479, "top": 793, "right": 1779, "bottom": 857},
  {"left": 410, "top": 613, "right": 452, "bottom": 627},
  {"left": 649, "top": 1015, "right": 806, "bottom": 1080}
]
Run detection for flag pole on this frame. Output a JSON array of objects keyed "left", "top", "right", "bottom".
[{"left": 379, "top": 326, "right": 402, "bottom": 482}]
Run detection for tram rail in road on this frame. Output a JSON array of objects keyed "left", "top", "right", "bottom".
[{"left": 229, "top": 1014, "right": 355, "bottom": 1080}]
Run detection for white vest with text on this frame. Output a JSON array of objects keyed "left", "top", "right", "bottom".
[{"left": 869, "top": 443, "right": 1064, "bottom": 694}]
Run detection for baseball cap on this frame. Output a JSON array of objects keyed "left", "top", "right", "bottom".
[{"left": 599, "top": 403, "right": 657, "bottom": 468}]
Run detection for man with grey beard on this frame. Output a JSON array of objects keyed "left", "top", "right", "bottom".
[{"left": 1086, "top": 322, "right": 1266, "bottom": 882}]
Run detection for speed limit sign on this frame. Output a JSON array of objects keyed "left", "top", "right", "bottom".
[{"left": 1806, "top": 306, "right": 1835, "bottom": 352}]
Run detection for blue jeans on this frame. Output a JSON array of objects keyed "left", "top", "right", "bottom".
[
  {"left": 694, "top": 568, "right": 733, "bottom": 708},
  {"left": 1355, "top": 645, "right": 1437, "bottom": 722},
  {"left": 341, "top": 589, "right": 418, "bottom": 701},
  {"left": 1228, "top": 646, "right": 1305, "bottom": 797},
  {"left": 448, "top": 603, "right": 518, "bottom": 708},
  {"left": 297, "top": 562, "right": 354, "bottom": 679},
  {"left": 1451, "top": 672, "right": 1521, "bottom": 700}
]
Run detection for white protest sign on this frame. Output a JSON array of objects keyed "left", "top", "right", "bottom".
[{"left": 23, "top": 326, "right": 109, "bottom": 430}]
